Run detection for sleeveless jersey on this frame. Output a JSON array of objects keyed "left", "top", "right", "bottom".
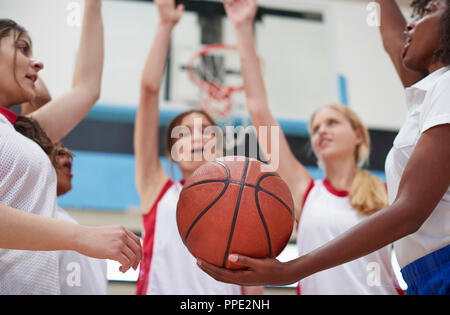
[
  {"left": 136, "top": 179, "right": 242, "bottom": 295},
  {"left": 296, "top": 179, "right": 401, "bottom": 295}
]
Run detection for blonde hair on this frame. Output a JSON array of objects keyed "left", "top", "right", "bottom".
[{"left": 309, "top": 104, "right": 388, "bottom": 216}]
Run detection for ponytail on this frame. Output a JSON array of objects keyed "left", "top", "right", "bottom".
[{"left": 310, "top": 104, "right": 388, "bottom": 217}]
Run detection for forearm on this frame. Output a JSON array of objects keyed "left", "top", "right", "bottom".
[
  {"left": 135, "top": 23, "right": 174, "bottom": 192},
  {"left": 141, "top": 23, "right": 174, "bottom": 93},
  {"left": 289, "top": 200, "right": 419, "bottom": 284},
  {"left": 72, "top": 0, "right": 104, "bottom": 99},
  {"left": 233, "top": 22, "right": 311, "bottom": 201},
  {"left": 376, "top": 0, "right": 407, "bottom": 50},
  {"left": 234, "top": 23, "right": 270, "bottom": 115},
  {"left": 0, "top": 204, "right": 80, "bottom": 251}
]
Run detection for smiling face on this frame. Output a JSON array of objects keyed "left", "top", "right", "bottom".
[
  {"left": 169, "top": 111, "right": 218, "bottom": 176},
  {"left": 0, "top": 26, "right": 43, "bottom": 107},
  {"left": 403, "top": 0, "right": 448, "bottom": 72},
  {"left": 310, "top": 106, "right": 366, "bottom": 168}
]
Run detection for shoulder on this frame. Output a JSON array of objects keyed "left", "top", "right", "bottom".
[
  {"left": 426, "top": 67, "right": 450, "bottom": 99},
  {"left": 420, "top": 68, "right": 450, "bottom": 133}
]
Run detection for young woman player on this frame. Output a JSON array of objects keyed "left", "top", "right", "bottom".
[{"left": 198, "top": 0, "right": 450, "bottom": 295}]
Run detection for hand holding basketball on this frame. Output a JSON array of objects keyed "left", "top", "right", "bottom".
[
  {"left": 223, "top": 0, "right": 258, "bottom": 27},
  {"left": 177, "top": 157, "right": 294, "bottom": 270},
  {"left": 155, "top": 0, "right": 185, "bottom": 27},
  {"left": 197, "top": 254, "right": 297, "bottom": 286}
]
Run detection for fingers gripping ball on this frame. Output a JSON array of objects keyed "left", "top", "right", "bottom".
[{"left": 176, "top": 157, "right": 294, "bottom": 269}]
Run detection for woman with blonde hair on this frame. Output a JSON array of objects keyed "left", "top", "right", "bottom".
[{"left": 198, "top": 0, "right": 402, "bottom": 294}]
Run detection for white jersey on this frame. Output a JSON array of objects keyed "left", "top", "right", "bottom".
[
  {"left": 0, "top": 109, "right": 60, "bottom": 294},
  {"left": 386, "top": 66, "right": 450, "bottom": 268},
  {"left": 297, "top": 179, "right": 401, "bottom": 295},
  {"left": 55, "top": 208, "right": 108, "bottom": 295},
  {"left": 136, "top": 179, "right": 242, "bottom": 295}
]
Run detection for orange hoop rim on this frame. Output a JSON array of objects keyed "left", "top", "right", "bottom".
[{"left": 187, "top": 43, "right": 245, "bottom": 102}]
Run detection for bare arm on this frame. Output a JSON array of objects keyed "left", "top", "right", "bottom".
[
  {"left": 376, "top": 0, "right": 425, "bottom": 87},
  {"left": 30, "top": 0, "right": 104, "bottom": 142},
  {"left": 134, "top": 0, "right": 184, "bottom": 210},
  {"left": 224, "top": 0, "right": 312, "bottom": 216},
  {"left": 198, "top": 124, "right": 450, "bottom": 286},
  {"left": 0, "top": 203, "right": 142, "bottom": 272}
]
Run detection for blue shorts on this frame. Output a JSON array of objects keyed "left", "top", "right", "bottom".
[{"left": 400, "top": 245, "right": 450, "bottom": 295}]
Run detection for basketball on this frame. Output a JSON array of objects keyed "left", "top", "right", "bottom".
[{"left": 176, "top": 157, "right": 295, "bottom": 270}]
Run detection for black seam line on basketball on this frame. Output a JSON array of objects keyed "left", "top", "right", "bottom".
[
  {"left": 183, "top": 160, "right": 231, "bottom": 245},
  {"left": 183, "top": 177, "right": 293, "bottom": 222},
  {"left": 222, "top": 157, "right": 250, "bottom": 268},
  {"left": 255, "top": 173, "right": 295, "bottom": 219},
  {"left": 254, "top": 185, "right": 273, "bottom": 258},
  {"left": 184, "top": 174, "right": 294, "bottom": 217},
  {"left": 181, "top": 160, "right": 232, "bottom": 192},
  {"left": 183, "top": 179, "right": 227, "bottom": 192}
]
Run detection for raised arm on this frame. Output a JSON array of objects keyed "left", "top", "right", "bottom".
[
  {"left": 224, "top": 0, "right": 312, "bottom": 216},
  {"left": 0, "top": 203, "right": 142, "bottom": 273},
  {"left": 134, "top": 0, "right": 184, "bottom": 209},
  {"left": 30, "top": 0, "right": 104, "bottom": 142},
  {"left": 375, "top": 0, "right": 425, "bottom": 87},
  {"left": 20, "top": 76, "right": 51, "bottom": 115}
]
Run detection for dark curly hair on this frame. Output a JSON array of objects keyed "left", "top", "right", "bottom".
[
  {"left": 411, "top": 0, "right": 431, "bottom": 17},
  {"left": 410, "top": 0, "right": 450, "bottom": 66},
  {"left": 14, "top": 116, "right": 57, "bottom": 165},
  {"left": 437, "top": 0, "right": 450, "bottom": 65}
]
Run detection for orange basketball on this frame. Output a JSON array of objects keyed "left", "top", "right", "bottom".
[{"left": 176, "top": 156, "right": 294, "bottom": 269}]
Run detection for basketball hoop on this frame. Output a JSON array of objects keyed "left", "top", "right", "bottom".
[{"left": 186, "top": 43, "right": 245, "bottom": 118}]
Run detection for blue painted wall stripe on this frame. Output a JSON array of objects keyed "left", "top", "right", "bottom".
[
  {"left": 58, "top": 150, "right": 385, "bottom": 212},
  {"left": 338, "top": 74, "right": 349, "bottom": 106}
]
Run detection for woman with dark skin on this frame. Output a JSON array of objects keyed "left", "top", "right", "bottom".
[{"left": 198, "top": 0, "right": 450, "bottom": 295}]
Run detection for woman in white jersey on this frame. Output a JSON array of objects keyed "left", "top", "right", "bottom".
[
  {"left": 134, "top": 0, "right": 261, "bottom": 295},
  {"left": 211, "top": 0, "right": 401, "bottom": 295},
  {"left": 0, "top": 1, "right": 140, "bottom": 294},
  {"left": 199, "top": 0, "right": 450, "bottom": 295}
]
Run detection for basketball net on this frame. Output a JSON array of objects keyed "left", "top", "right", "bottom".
[{"left": 187, "top": 44, "right": 250, "bottom": 149}]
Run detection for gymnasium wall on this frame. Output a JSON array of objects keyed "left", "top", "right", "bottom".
[{"left": 2, "top": 0, "right": 413, "bottom": 128}]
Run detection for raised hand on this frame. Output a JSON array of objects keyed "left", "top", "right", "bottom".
[
  {"left": 223, "top": 0, "right": 258, "bottom": 28},
  {"left": 155, "top": 0, "right": 185, "bottom": 27}
]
